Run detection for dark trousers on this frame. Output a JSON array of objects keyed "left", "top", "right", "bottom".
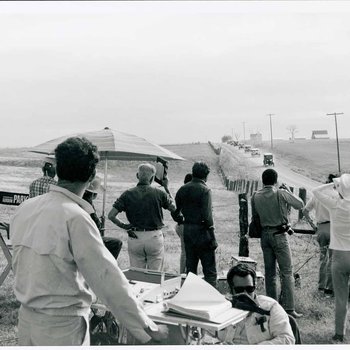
[
  {"left": 183, "top": 224, "right": 217, "bottom": 288},
  {"left": 102, "top": 237, "right": 122, "bottom": 260}
]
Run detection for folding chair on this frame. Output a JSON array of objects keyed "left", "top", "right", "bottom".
[{"left": 0, "top": 222, "right": 12, "bottom": 287}]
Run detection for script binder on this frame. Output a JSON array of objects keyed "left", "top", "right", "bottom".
[{"left": 164, "top": 272, "right": 245, "bottom": 323}]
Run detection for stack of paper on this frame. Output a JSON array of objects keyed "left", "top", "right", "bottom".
[{"left": 164, "top": 272, "right": 237, "bottom": 322}]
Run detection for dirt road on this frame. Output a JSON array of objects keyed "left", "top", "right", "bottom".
[{"left": 222, "top": 144, "right": 321, "bottom": 192}]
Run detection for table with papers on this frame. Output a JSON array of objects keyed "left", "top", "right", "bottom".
[{"left": 90, "top": 269, "right": 249, "bottom": 345}]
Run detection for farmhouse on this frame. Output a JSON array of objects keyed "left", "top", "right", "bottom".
[{"left": 311, "top": 130, "right": 329, "bottom": 139}]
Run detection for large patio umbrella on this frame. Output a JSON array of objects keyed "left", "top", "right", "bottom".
[{"left": 30, "top": 127, "right": 185, "bottom": 226}]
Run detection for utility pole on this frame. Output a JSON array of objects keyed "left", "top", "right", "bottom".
[
  {"left": 243, "top": 122, "right": 246, "bottom": 143},
  {"left": 267, "top": 114, "right": 274, "bottom": 149},
  {"left": 327, "top": 112, "right": 344, "bottom": 174}
]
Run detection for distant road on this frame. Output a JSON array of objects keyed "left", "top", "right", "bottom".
[{"left": 221, "top": 144, "right": 321, "bottom": 192}]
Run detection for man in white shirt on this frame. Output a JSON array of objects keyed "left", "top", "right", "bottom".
[
  {"left": 11, "top": 137, "right": 167, "bottom": 346},
  {"left": 218, "top": 263, "right": 295, "bottom": 345},
  {"left": 303, "top": 174, "right": 336, "bottom": 297}
]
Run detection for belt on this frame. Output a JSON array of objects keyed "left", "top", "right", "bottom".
[
  {"left": 263, "top": 225, "right": 282, "bottom": 229},
  {"left": 318, "top": 221, "right": 330, "bottom": 225},
  {"left": 133, "top": 227, "right": 160, "bottom": 231}
]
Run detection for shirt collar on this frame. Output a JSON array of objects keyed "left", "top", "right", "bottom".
[
  {"left": 192, "top": 177, "right": 207, "bottom": 185},
  {"left": 50, "top": 185, "right": 94, "bottom": 214}
]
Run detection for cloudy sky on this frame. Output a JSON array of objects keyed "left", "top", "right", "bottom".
[{"left": 1, "top": 1, "right": 350, "bottom": 148}]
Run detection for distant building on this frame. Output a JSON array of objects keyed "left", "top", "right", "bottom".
[
  {"left": 311, "top": 130, "right": 329, "bottom": 139},
  {"left": 250, "top": 132, "right": 263, "bottom": 146}
]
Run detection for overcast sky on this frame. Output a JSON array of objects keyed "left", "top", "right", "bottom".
[{"left": 1, "top": 1, "right": 350, "bottom": 148}]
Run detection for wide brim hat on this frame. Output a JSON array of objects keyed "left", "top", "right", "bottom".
[
  {"left": 333, "top": 174, "right": 350, "bottom": 200},
  {"left": 86, "top": 176, "right": 105, "bottom": 194}
]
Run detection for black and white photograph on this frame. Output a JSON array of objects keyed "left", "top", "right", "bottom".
[{"left": 0, "top": 1, "right": 350, "bottom": 347}]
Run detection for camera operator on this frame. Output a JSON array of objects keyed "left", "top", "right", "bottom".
[{"left": 252, "top": 169, "right": 304, "bottom": 318}]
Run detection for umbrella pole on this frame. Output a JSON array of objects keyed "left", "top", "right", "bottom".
[{"left": 101, "top": 157, "right": 108, "bottom": 235}]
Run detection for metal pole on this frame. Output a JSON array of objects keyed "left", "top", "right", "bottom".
[
  {"left": 267, "top": 114, "right": 274, "bottom": 149},
  {"left": 243, "top": 122, "right": 246, "bottom": 143},
  {"left": 327, "top": 112, "right": 343, "bottom": 174}
]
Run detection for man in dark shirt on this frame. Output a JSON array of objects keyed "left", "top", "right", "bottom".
[
  {"left": 108, "top": 163, "right": 179, "bottom": 271},
  {"left": 173, "top": 161, "right": 218, "bottom": 288}
]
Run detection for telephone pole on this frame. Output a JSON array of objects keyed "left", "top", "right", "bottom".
[
  {"left": 243, "top": 122, "right": 246, "bottom": 143},
  {"left": 326, "top": 112, "right": 344, "bottom": 174},
  {"left": 267, "top": 114, "right": 274, "bottom": 149}
]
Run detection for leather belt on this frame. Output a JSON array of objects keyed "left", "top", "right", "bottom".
[
  {"left": 133, "top": 227, "right": 159, "bottom": 231},
  {"left": 318, "top": 221, "right": 330, "bottom": 225}
]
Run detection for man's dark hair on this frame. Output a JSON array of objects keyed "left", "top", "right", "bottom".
[
  {"left": 262, "top": 168, "right": 278, "bottom": 186},
  {"left": 55, "top": 137, "right": 99, "bottom": 182},
  {"left": 42, "top": 162, "right": 56, "bottom": 178},
  {"left": 227, "top": 263, "right": 256, "bottom": 295},
  {"left": 192, "top": 161, "right": 210, "bottom": 180},
  {"left": 184, "top": 173, "right": 193, "bottom": 184}
]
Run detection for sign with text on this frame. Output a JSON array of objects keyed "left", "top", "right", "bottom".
[{"left": 0, "top": 191, "right": 29, "bottom": 206}]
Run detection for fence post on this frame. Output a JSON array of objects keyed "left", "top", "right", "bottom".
[
  {"left": 238, "top": 193, "right": 249, "bottom": 257},
  {"left": 298, "top": 188, "right": 307, "bottom": 220},
  {"left": 246, "top": 181, "right": 250, "bottom": 195},
  {"left": 229, "top": 180, "right": 234, "bottom": 191}
]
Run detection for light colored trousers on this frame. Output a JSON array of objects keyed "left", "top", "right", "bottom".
[
  {"left": 260, "top": 229, "right": 295, "bottom": 311},
  {"left": 18, "top": 305, "right": 89, "bottom": 346},
  {"left": 316, "top": 222, "right": 333, "bottom": 291},
  {"left": 128, "top": 229, "right": 164, "bottom": 270},
  {"left": 175, "top": 223, "right": 186, "bottom": 274},
  {"left": 332, "top": 250, "right": 350, "bottom": 336}
]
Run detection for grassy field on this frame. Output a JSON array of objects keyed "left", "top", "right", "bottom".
[
  {"left": 0, "top": 141, "right": 348, "bottom": 345},
  {"left": 260, "top": 138, "right": 350, "bottom": 182}
]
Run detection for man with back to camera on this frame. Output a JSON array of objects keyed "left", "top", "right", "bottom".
[
  {"left": 252, "top": 168, "right": 304, "bottom": 318},
  {"left": 29, "top": 156, "right": 57, "bottom": 198},
  {"left": 10, "top": 137, "right": 168, "bottom": 346},
  {"left": 218, "top": 263, "right": 295, "bottom": 345},
  {"left": 108, "top": 163, "right": 181, "bottom": 271},
  {"left": 173, "top": 161, "right": 218, "bottom": 288},
  {"left": 302, "top": 173, "right": 336, "bottom": 297}
]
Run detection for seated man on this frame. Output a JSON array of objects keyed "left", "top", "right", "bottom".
[{"left": 217, "top": 263, "right": 295, "bottom": 345}]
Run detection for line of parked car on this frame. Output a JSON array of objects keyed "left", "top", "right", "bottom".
[{"left": 225, "top": 140, "right": 274, "bottom": 166}]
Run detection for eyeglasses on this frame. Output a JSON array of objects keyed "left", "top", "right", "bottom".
[{"left": 233, "top": 285, "right": 256, "bottom": 294}]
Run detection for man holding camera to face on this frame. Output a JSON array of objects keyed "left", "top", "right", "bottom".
[{"left": 252, "top": 169, "right": 304, "bottom": 318}]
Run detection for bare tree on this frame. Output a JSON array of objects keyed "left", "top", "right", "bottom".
[
  {"left": 286, "top": 125, "right": 298, "bottom": 142},
  {"left": 234, "top": 132, "right": 241, "bottom": 141}
]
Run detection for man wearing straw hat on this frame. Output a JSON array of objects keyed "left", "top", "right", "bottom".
[
  {"left": 83, "top": 177, "right": 123, "bottom": 260},
  {"left": 312, "top": 173, "right": 350, "bottom": 343}
]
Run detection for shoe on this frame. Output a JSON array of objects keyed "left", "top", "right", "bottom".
[
  {"left": 286, "top": 310, "right": 303, "bottom": 318},
  {"left": 332, "top": 334, "right": 344, "bottom": 343}
]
